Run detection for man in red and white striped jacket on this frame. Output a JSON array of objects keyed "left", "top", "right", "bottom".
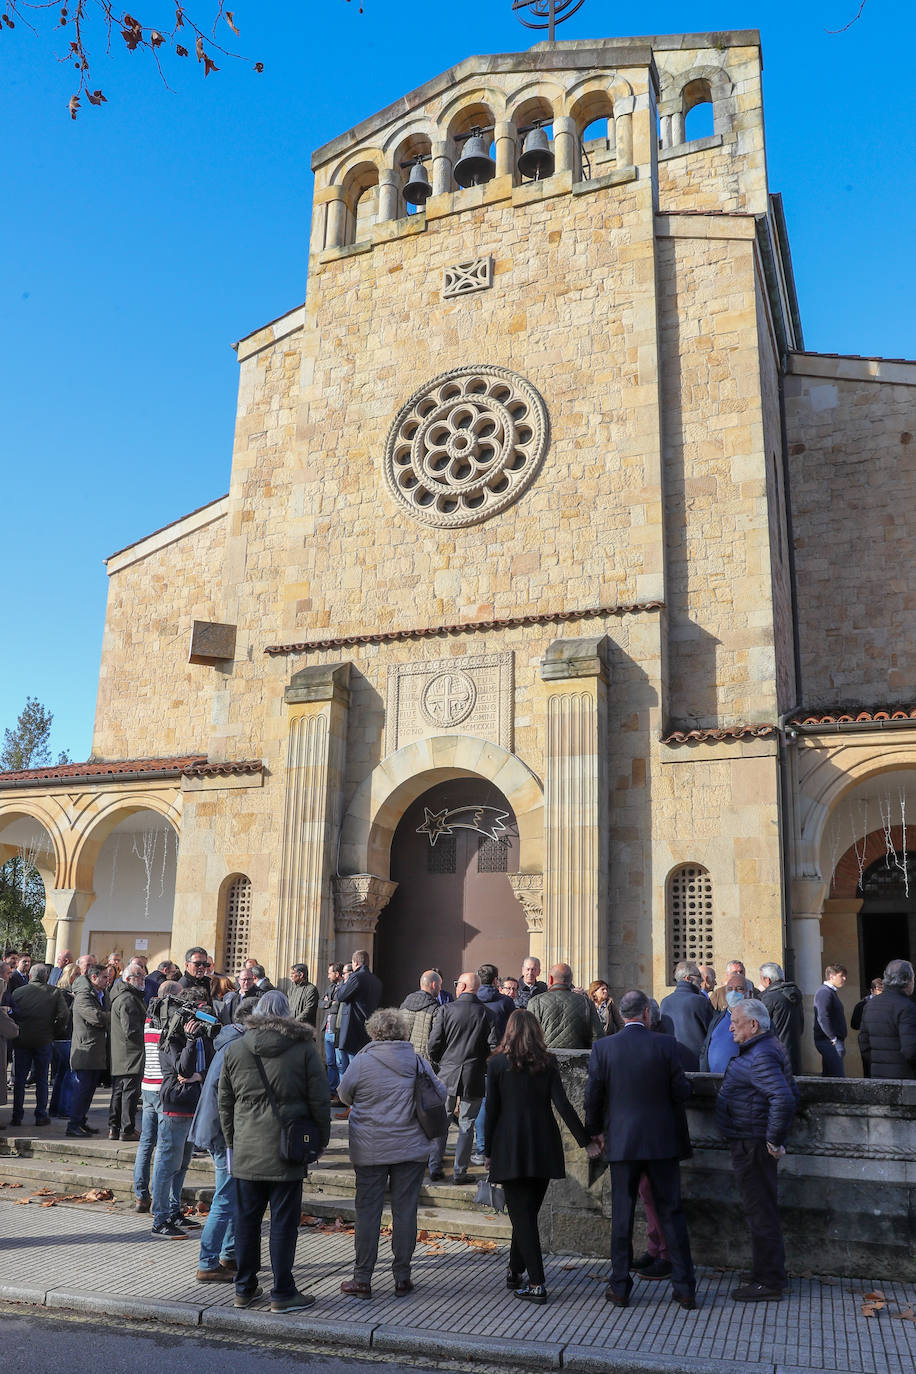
[{"left": 133, "top": 980, "right": 182, "bottom": 1212}]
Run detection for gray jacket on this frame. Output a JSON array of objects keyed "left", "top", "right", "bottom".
[
  {"left": 338, "top": 1039, "right": 445, "bottom": 1167},
  {"left": 190, "top": 1021, "right": 245, "bottom": 1153},
  {"left": 288, "top": 981, "right": 319, "bottom": 1027}
]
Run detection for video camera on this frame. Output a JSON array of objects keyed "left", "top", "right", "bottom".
[{"left": 150, "top": 992, "right": 220, "bottom": 1049}]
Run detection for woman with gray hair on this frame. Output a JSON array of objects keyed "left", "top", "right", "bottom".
[{"left": 337, "top": 1006, "right": 446, "bottom": 1299}]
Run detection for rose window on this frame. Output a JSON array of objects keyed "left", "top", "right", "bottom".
[{"left": 383, "top": 365, "right": 549, "bottom": 528}]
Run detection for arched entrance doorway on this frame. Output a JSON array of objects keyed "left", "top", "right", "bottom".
[
  {"left": 857, "top": 853, "right": 915, "bottom": 993},
  {"left": 374, "top": 778, "right": 527, "bottom": 1006}
]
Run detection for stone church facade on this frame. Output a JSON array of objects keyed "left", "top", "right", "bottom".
[{"left": 2, "top": 32, "right": 915, "bottom": 1061}]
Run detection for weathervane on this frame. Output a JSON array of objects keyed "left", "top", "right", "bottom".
[{"left": 513, "top": 0, "right": 586, "bottom": 44}]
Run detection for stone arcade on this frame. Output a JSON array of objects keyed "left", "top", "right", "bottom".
[{"left": 3, "top": 32, "right": 916, "bottom": 1066}]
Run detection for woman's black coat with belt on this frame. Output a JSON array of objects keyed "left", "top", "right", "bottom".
[{"left": 484, "top": 1052, "right": 588, "bottom": 1183}]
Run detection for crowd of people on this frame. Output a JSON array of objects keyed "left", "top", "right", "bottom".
[{"left": 1, "top": 941, "right": 914, "bottom": 1313}]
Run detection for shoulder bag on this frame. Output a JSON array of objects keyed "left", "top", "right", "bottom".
[
  {"left": 253, "top": 1052, "right": 322, "bottom": 1167},
  {"left": 413, "top": 1056, "right": 449, "bottom": 1139}
]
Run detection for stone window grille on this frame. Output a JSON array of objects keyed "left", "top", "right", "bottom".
[
  {"left": 478, "top": 836, "right": 510, "bottom": 872},
  {"left": 667, "top": 864, "right": 714, "bottom": 978},
  {"left": 223, "top": 875, "right": 252, "bottom": 974}
]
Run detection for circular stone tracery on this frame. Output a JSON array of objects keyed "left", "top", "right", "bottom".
[{"left": 383, "top": 365, "right": 549, "bottom": 528}]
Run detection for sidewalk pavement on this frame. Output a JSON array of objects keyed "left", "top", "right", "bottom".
[{"left": 1, "top": 1197, "right": 914, "bottom": 1373}]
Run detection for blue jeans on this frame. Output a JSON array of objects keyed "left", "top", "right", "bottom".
[
  {"left": 198, "top": 1148, "right": 236, "bottom": 1269},
  {"left": 68, "top": 1068, "right": 102, "bottom": 1126},
  {"left": 49, "top": 1041, "right": 71, "bottom": 1116},
  {"left": 325, "top": 1033, "right": 340, "bottom": 1092},
  {"left": 151, "top": 1110, "right": 193, "bottom": 1227},
  {"left": 336, "top": 1048, "right": 352, "bottom": 1077},
  {"left": 475, "top": 1080, "right": 487, "bottom": 1153},
  {"left": 134, "top": 1088, "right": 159, "bottom": 1201},
  {"left": 13, "top": 1044, "right": 52, "bottom": 1121}
]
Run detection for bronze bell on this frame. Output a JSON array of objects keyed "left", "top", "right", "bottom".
[
  {"left": 518, "top": 125, "right": 555, "bottom": 181},
  {"left": 453, "top": 134, "right": 496, "bottom": 189},
  {"left": 403, "top": 159, "right": 432, "bottom": 206}
]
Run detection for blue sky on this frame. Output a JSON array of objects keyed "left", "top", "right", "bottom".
[{"left": 1, "top": 0, "right": 913, "bottom": 762}]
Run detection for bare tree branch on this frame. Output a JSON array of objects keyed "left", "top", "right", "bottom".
[{"left": 827, "top": 0, "right": 869, "bottom": 34}]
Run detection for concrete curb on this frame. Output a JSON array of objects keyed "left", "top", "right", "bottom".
[
  {"left": 45, "top": 1289, "right": 203, "bottom": 1326},
  {"left": 202, "top": 1306, "right": 373, "bottom": 1347},
  {"left": 0, "top": 1283, "right": 48, "bottom": 1305},
  {"left": 372, "top": 1325, "right": 563, "bottom": 1367},
  {"left": 562, "top": 1351, "right": 772, "bottom": 1374}
]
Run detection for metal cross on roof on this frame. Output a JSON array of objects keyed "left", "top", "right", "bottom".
[{"left": 513, "top": 0, "right": 586, "bottom": 44}]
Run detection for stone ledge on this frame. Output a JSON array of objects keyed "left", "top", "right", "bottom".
[
  {"left": 572, "top": 166, "right": 638, "bottom": 196},
  {"left": 659, "top": 132, "right": 724, "bottom": 161}
]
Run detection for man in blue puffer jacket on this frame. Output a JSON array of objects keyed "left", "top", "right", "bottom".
[{"left": 715, "top": 998, "right": 798, "bottom": 1304}]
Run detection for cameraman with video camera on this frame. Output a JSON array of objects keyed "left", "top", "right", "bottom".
[{"left": 149, "top": 988, "right": 218, "bottom": 1238}]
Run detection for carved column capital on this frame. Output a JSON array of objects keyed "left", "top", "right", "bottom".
[
  {"left": 332, "top": 874, "right": 398, "bottom": 935},
  {"left": 508, "top": 873, "right": 544, "bottom": 934}
]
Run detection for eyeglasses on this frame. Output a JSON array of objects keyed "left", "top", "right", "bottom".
[{"left": 189, "top": 960, "right": 208, "bottom": 968}]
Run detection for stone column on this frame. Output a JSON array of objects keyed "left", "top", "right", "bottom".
[
  {"left": 326, "top": 192, "right": 349, "bottom": 250},
  {"left": 791, "top": 877, "right": 828, "bottom": 1074},
  {"left": 431, "top": 141, "right": 453, "bottom": 197},
  {"left": 552, "top": 115, "right": 579, "bottom": 180},
  {"left": 332, "top": 874, "right": 398, "bottom": 965},
  {"left": 494, "top": 121, "right": 516, "bottom": 180},
  {"left": 276, "top": 662, "right": 351, "bottom": 984},
  {"left": 540, "top": 637, "right": 609, "bottom": 985},
  {"left": 377, "top": 168, "right": 400, "bottom": 224},
  {"left": 508, "top": 873, "right": 545, "bottom": 968},
  {"left": 613, "top": 99, "right": 634, "bottom": 166},
  {"left": 46, "top": 889, "right": 96, "bottom": 961},
  {"left": 671, "top": 110, "right": 685, "bottom": 146}
]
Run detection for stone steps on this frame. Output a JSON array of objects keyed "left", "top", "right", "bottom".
[{"left": 0, "top": 1131, "right": 511, "bottom": 1240}]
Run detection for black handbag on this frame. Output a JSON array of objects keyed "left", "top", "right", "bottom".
[
  {"left": 413, "top": 1057, "right": 448, "bottom": 1139},
  {"left": 253, "top": 1053, "right": 322, "bottom": 1167}
]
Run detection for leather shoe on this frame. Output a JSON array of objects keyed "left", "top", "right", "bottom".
[
  {"left": 394, "top": 1279, "right": 414, "bottom": 1296},
  {"left": 672, "top": 1292, "right": 698, "bottom": 1310},
  {"left": 108, "top": 1128, "right": 120, "bottom": 1140},
  {"left": 340, "top": 1279, "right": 372, "bottom": 1298},
  {"left": 631, "top": 1252, "right": 653, "bottom": 1272},
  {"left": 134, "top": 1196, "right": 151, "bottom": 1213},
  {"left": 731, "top": 1281, "right": 783, "bottom": 1302},
  {"left": 604, "top": 1286, "right": 630, "bottom": 1307},
  {"left": 33, "top": 1116, "right": 51, "bottom": 1127},
  {"left": 506, "top": 1269, "right": 525, "bottom": 1290},
  {"left": 121, "top": 1128, "right": 141, "bottom": 1142},
  {"left": 637, "top": 1258, "right": 672, "bottom": 1280},
  {"left": 196, "top": 1267, "right": 234, "bottom": 1283}
]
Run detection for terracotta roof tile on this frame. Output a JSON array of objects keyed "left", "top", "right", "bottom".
[
  {"left": 0, "top": 755, "right": 262, "bottom": 788},
  {"left": 789, "top": 706, "right": 916, "bottom": 729},
  {"left": 661, "top": 724, "right": 777, "bottom": 745}
]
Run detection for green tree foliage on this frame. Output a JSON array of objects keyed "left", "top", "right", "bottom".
[
  {"left": 0, "top": 855, "right": 47, "bottom": 958},
  {"left": 1, "top": 696, "right": 70, "bottom": 772}
]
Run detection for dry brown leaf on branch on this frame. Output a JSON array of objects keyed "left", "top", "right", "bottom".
[{"left": 225, "top": 10, "right": 239, "bottom": 33}]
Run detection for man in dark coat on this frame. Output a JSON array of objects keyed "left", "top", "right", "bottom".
[
  {"left": 145, "top": 960, "right": 180, "bottom": 1006},
  {"left": 319, "top": 963, "right": 344, "bottom": 1095},
  {"left": 108, "top": 963, "right": 147, "bottom": 1139},
  {"left": 287, "top": 964, "right": 319, "bottom": 1027},
  {"left": 515, "top": 956, "right": 547, "bottom": 1008},
  {"left": 529, "top": 963, "right": 602, "bottom": 1048},
  {"left": 179, "top": 947, "right": 213, "bottom": 1003},
  {"left": 659, "top": 961, "right": 713, "bottom": 1060},
  {"left": 219, "top": 967, "right": 261, "bottom": 1025},
  {"left": 476, "top": 963, "right": 516, "bottom": 1039},
  {"left": 757, "top": 962, "right": 805, "bottom": 1075},
  {"left": 813, "top": 963, "right": 848, "bottom": 1076},
  {"left": 715, "top": 998, "right": 798, "bottom": 1301},
  {"left": 585, "top": 988, "right": 696, "bottom": 1309},
  {"left": 851, "top": 977, "right": 883, "bottom": 1076},
  {"left": 427, "top": 971, "right": 499, "bottom": 1183},
  {"left": 67, "top": 964, "right": 111, "bottom": 1136},
  {"left": 335, "top": 950, "right": 382, "bottom": 1072},
  {"left": 9, "top": 964, "right": 69, "bottom": 1126},
  {"left": 858, "top": 960, "right": 916, "bottom": 1079}
]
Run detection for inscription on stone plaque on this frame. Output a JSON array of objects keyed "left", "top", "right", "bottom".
[{"left": 386, "top": 651, "right": 513, "bottom": 753}]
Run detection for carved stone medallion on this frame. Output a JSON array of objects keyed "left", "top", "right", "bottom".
[
  {"left": 383, "top": 365, "right": 549, "bottom": 528},
  {"left": 420, "top": 670, "right": 477, "bottom": 727}
]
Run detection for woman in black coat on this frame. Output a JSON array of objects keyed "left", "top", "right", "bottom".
[{"left": 484, "top": 1009, "right": 589, "bottom": 1304}]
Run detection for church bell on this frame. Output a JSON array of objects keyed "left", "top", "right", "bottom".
[
  {"left": 517, "top": 125, "right": 555, "bottom": 181},
  {"left": 453, "top": 133, "right": 496, "bottom": 189},
  {"left": 403, "top": 159, "right": 432, "bottom": 206}
]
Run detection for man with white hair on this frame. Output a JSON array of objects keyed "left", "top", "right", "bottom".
[
  {"left": 858, "top": 959, "right": 916, "bottom": 1079},
  {"left": 715, "top": 998, "right": 799, "bottom": 1302}
]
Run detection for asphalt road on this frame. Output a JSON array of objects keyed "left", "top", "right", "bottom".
[{"left": 0, "top": 1306, "right": 471, "bottom": 1374}]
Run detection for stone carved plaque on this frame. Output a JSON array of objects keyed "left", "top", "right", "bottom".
[
  {"left": 443, "top": 256, "right": 493, "bottom": 299},
  {"left": 386, "top": 651, "right": 513, "bottom": 753}
]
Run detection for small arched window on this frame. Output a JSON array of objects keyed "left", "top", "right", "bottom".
[
  {"left": 682, "top": 78, "right": 714, "bottom": 143},
  {"left": 667, "top": 863, "right": 714, "bottom": 979},
  {"left": 222, "top": 874, "right": 252, "bottom": 975}
]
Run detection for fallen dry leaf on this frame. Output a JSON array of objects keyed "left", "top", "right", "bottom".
[
  {"left": 0, "top": 1181, "right": 22, "bottom": 1189},
  {"left": 896, "top": 1307, "right": 916, "bottom": 1322},
  {"left": 864, "top": 1290, "right": 886, "bottom": 1301}
]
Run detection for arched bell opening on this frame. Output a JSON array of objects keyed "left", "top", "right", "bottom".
[
  {"left": 683, "top": 78, "right": 714, "bottom": 142},
  {"left": 448, "top": 102, "right": 497, "bottom": 190},
  {"left": 373, "top": 776, "right": 527, "bottom": 1006},
  {"left": 512, "top": 95, "right": 556, "bottom": 183},
  {"left": 570, "top": 90, "right": 615, "bottom": 178},
  {"left": 393, "top": 132, "right": 433, "bottom": 217}
]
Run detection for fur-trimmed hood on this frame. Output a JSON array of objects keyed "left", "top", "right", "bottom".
[{"left": 242, "top": 1015, "right": 314, "bottom": 1058}]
